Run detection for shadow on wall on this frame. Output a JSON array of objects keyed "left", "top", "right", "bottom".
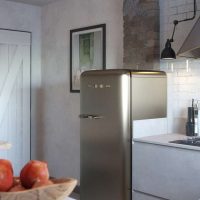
[{"left": 34, "top": 87, "right": 46, "bottom": 160}]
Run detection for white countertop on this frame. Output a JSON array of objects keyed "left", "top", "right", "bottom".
[{"left": 133, "top": 133, "right": 200, "bottom": 151}]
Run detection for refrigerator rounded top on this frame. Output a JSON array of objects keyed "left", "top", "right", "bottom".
[{"left": 81, "top": 69, "right": 166, "bottom": 77}]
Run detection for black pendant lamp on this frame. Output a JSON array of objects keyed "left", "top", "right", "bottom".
[
  {"left": 161, "top": 0, "right": 196, "bottom": 60},
  {"left": 161, "top": 39, "right": 176, "bottom": 60}
]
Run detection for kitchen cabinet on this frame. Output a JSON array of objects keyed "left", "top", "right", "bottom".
[{"left": 132, "top": 141, "right": 200, "bottom": 200}]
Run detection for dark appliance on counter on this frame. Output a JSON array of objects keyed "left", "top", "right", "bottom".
[{"left": 186, "top": 99, "right": 199, "bottom": 137}]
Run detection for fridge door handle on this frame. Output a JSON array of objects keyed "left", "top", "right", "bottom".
[{"left": 79, "top": 114, "right": 103, "bottom": 120}]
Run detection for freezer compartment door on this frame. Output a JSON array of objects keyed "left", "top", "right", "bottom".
[{"left": 80, "top": 71, "right": 131, "bottom": 200}]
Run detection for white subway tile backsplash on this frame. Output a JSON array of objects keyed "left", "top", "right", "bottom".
[
  {"left": 187, "top": 11, "right": 196, "bottom": 18},
  {"left": 174, "top": 77, "right": 188, "bottom": 84},
  {"left": 173, "top": 117, "right": 187, "bottom": 133},
  {"left": 161, "top": 68, "right": 200, "bottom": 133},
  {"left": 169, "top": 0, "right": 184, "bottom": 8},
  {"left": 133, "top": 118, "right": 168, "bottom": 138},
  {"left": 169, "top": 7, "right": 178, "bottom": 15},
  {"left": 177, "top": 5, "right": 189, "bottom": 14}
]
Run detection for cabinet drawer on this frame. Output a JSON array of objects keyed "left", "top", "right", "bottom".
[{"left": 132, "top": 142, "right": 200, "bottom": 200}]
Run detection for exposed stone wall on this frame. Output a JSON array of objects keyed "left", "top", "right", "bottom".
[{"left": 123, "top": 0, "right": 160, "bottom": 70}]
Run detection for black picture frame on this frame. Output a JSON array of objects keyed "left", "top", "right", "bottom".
[{"left": 70, "top": 24, "right": 106, "bottom": 93}]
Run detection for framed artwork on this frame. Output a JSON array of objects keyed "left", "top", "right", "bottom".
[{"left": 70, "top": 24, "right": 106, "bottom": 93}]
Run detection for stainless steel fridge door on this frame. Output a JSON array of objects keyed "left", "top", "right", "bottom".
[{"left": 80, "top": 70, "right": 131, "bottom": 200}]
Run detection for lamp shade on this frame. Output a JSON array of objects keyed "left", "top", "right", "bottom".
[{"left": 161, "top": 39, "right": 176, "bottom": 59}]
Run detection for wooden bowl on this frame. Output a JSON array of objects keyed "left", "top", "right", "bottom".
[{"left": 0, "top": 178, "right": 77, "bottom": 200}]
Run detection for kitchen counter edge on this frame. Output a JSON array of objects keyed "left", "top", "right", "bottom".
[{"left": 133, "top": 133, "right": 200, "bottom": 151}]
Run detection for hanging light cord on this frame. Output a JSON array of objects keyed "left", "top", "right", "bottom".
[{"left": 170, "top": 0, "right": 196, "bottom": 43}]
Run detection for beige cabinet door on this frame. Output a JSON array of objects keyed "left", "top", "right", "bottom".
[{"left": 0, "top": 29, "right": 31, "bottom": 175}]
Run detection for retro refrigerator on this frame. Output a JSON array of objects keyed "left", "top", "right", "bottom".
[{"left": 80, "top": 69, "right": 167, "bottom": 200}]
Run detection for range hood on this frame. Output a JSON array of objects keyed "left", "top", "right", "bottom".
[{"left": 178, "top": 16, "right": 200, "bottom": 58}]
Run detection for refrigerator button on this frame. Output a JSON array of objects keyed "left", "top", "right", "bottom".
[
  {"left": 94, "top": 84, "right": 98, "bottom": 88},
  {"left": 99, "top": 84, "right": 104, "bottom": 88}
]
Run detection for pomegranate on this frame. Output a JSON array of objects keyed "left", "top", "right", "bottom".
[
  {"left": 20, "top": 160, "right": 49, "bottom": 189},
  {"left": 0, "top": 164, "right": 13, "bottom": 191},
  {"left": 0, "top": 159, "right": 13, "bottom": 174}
]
